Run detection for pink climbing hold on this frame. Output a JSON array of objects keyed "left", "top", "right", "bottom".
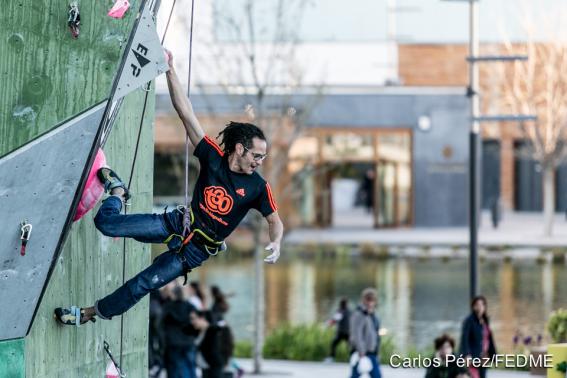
[
  {"left": 74, "top": 149, "right": 107, "bottom": 222},
  {"left": 107, "top": 0, "right": 130, "bottom": 19},
  {"left": 105, "top": 361, "right": 120, "bottom": 378}
]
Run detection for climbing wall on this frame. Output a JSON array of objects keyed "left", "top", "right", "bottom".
[{"left": 0, "top": 1, "right": 155, "bottom": 376}]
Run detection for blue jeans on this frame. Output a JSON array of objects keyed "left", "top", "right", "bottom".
[
  {"left": 351, "top": 354, "right": 381, "bottom": 378},
  {"left": 93, "top": 196, "right": 209, "bottom": 319},
  {"left": 165, "top": 346, "right": 198, "bottom": 378}
]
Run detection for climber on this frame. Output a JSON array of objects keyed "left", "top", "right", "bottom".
[{"left": 54, "top": 51, "right": 284, "bottom": 325}]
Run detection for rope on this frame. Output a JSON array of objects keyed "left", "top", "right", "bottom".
[
  {"left": 182, "top": 0, "right": 196, "bottom": 236},
  {"left": 116, "top": 0, "right": 178, "bottom": 367},
  {"left": 118, "top": 79, "right": 150, "bottom": 369}
]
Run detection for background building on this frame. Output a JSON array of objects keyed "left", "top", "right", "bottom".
[{"left": 155, "top": 0, "right": 567, "bottom": 228}]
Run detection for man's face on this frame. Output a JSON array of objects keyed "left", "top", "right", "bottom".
[
  {"left": 364, "top": 297, "right": 377, "bottom": 312},
  {"left": 236, "top": 137, "right": 267, "bottom": 175}
]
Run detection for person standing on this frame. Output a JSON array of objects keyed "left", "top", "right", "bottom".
[
  {"left": 210, "top": 285, "right": 230, "bottom": 323},
  {"left": 459, "top": 296, "right": 497, "bottom": 378},
  {"left": 349, "top": 288, "right": 381, "bottom": 378},
  {"left": 191, "top": 310, "right": 234, "bottom": 378},
  {"left": 161, "top": 285, "right": 199, "bottom": 378}
]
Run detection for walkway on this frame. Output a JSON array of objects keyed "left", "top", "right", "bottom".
[
  {"left": 285, "top": 211, "right": 567, "bottom": 252},
  {"left": 237, "top": 359, "right": 531, "bottom": 378}
]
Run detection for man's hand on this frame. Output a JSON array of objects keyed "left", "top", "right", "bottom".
[
  {"left": 164, "top": 48, "right": 173, "bottom": 69},
  {"left": 264, "top": 242, "right": 280, "bottom": 264},
  {"left": 264, "top": 212, "right": 283, "bottom": 264}
]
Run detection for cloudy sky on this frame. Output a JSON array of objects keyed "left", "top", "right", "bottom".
[{"left": 214, "top": 0, "right": 567, "bottom": 43}]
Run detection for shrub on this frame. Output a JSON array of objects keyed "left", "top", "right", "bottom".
[
  {"left": 260, "top": 323, "right": 406, "bottom": 364},
  {"left": 234, "top": 340, "right": 253, "bottom": 358},
  {"left": 263, "top": 323, "right": 334, "bottom": 361},
  {"left": 548, "top": 308, "right": 567, "bottom": 343}
]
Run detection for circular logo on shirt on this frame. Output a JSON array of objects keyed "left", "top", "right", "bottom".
[{"left": 204, "top": 186, "right": 234, "bottom": 215}]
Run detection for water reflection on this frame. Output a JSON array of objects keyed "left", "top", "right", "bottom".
[{"left": 196, "top": 252, "right": 566, "bottom": 352}]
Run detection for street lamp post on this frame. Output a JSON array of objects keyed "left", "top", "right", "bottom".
[
  {"left": 443, "top": 0, "right": 535, "bottom": 302},
  {"left": 468, "top": 0, "right": 480, "bottom": 300}
]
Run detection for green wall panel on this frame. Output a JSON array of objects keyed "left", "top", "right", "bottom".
[
  {"left": 0, "top": 339, "right": 25, "bottom": 378},
  {"left": 0, "top": 0, "right": 139, "bottom": 157},
  {"left": 24, "top": 89, "right": 155, "bottom": 377}
]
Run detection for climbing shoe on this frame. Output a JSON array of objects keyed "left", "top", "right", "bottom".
[
  {"left": 54, "top": 306, "right": 96, "bottom": 326},
  {"left": 97, "top": 167, "right": 131, "bottom": 201}
]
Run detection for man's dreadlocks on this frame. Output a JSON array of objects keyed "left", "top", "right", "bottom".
[{"left": 217, "top": 121, "right": 266, "bottom": 155}]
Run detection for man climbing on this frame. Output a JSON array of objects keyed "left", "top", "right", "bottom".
[{"left": 54, "top": 51, "right": 284, "bottom": 325}]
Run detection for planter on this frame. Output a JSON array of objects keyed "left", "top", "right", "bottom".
[
  {"left": 530, "top": 346, "right": 547, "bottom": 376},
  {"left": 547, "top": 344, "right": 567, "bottom": 378}
]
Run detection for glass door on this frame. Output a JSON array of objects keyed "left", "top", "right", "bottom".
[{"left": 375, "top": 132, "right": 412, "bottom": 227}]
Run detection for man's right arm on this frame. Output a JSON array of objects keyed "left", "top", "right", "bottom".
[{"left": 165, "top": 50, "right": 204, "bottom": 147}]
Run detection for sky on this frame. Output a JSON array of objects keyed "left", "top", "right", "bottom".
[{"left": 213, "top": 0, "right": 567, "bottom": 43}]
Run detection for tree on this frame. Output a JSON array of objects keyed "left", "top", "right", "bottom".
[
  {"left": 490, "top": 20, "right": 567, "bottom": 236},
  {"left": 183, "top": 0, "right": 323, "bottom": 372}
]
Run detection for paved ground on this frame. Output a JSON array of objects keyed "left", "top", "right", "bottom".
[
  {"left": 237, "top": 359, "right": 532, "bottom": 378},
  {"left": 286, "top": 211, "right": 567, "bottom": 249}
]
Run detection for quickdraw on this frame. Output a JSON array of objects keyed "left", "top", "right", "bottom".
[
  {"left": 20, "top": 221, "right": 32, "bottom": 256},
  {"left": 68, "top": 2, "right": 80, "bottom": 39}
]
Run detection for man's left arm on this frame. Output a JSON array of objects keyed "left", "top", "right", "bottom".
[{"left": 264, "top": 212, "right": 284, "bottom": 264}]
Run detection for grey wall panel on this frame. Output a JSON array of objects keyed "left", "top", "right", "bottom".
[{"left": 0, "top": 102, "right": 106, "bottom": 340}]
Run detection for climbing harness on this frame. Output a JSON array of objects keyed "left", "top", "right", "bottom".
[
  {"left": 19, "top": 221, "right": 32, "bottom": 256},
  {"left": 68, "top": 2, "right": 80, "bottom": 39},
  {"left": 103, "top": 341, "right": 126, "bottom": 378},
  {"left": 162, "top": 206, "right": 224, "bottom": 254}
]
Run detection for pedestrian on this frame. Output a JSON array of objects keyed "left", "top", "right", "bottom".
[
  {"left": 188, "top": 281, "right": 205, "bottom": 310},
  {"left": 210, "top": 285, "right": 230, "bottom": 323},
  {"left": 54, "top": 50, "right": 283, "bottom": 326},
  {"left": 161, "top": 284, "right": 199, "bottom": 378},
  {"left": 349, "top": 288, "right": 381, "bottom": 378},
  {"left": 209, "top": 285, "right": 244, "bottom": 377},
  {"left": 361, "top": 169, "right": 375, "bottom": 213},
  {"left": 425, "top": 334, "right": 469, "bottom": 378},
  {"left": 325, "top": 297, "right": 350, "bottom": 362},
  {"left": 148, "top": 287, "right": 169, "bottom": 377},
  {"left": 459, "top": 296, "right": 497, "bottom": 378},
  {"left": 191, "top": 310, "right": 235, "bottom": 378}
]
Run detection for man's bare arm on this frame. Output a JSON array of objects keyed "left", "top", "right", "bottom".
[
  {"left": 165, "top": 51, "right": 204, "bottom": 147},
  {"left": 264, "top": 212, "right": 284, "bottom": 264}
]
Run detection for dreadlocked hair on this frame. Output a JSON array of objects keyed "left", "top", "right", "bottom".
[{"left": 217, "top": 121, "right": 266, "bottom": 154}]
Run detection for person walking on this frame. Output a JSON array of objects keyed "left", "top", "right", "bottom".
[
  {"left": 326, "top": 297, "right": 351, "bottom": 362},
  {"left": 349, "top": 288, "right": 381, "bottom": 378}
]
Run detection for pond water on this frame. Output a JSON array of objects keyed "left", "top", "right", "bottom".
[{"left": 187, "top": 251, "right": 566, "bottom": 352}]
